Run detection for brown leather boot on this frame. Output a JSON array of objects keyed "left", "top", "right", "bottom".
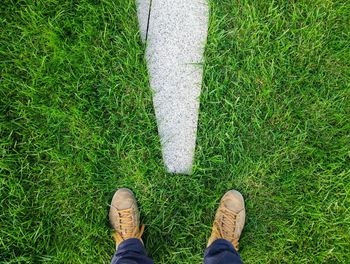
[
  {"left": 207, "top": 190, "right": 246, "bottom": 250},
  {"left": 109, "top": 188, "right": 144, "bottom": 248}
]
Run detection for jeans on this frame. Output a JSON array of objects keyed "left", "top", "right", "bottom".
[{"left": 111, "top": 238, "right": 243, "bottom": 264}]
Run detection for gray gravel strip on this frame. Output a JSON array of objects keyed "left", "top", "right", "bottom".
[{"left": 137, "top": 0, "right": 208, "bottom": 174}]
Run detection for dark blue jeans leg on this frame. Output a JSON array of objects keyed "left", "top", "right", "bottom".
[
  {"left": 110, "top": 238, "right": 154, "bottom": 264},
  {"left": 204, "top": 239, "right": 243, "bottom": 264}
]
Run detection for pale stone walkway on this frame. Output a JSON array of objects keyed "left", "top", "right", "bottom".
[{"left": 137, "top": 0, "right": 208, "bottom": 174}]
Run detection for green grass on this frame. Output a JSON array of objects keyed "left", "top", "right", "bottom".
[{"left": 1, "top": 0, "right": 349, "bottom": 263}]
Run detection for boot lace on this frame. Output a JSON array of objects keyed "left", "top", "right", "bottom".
[
  {"left": 112, "top": 208, "right": 144, "bottom": 244},
  {"left": 213, "top": 207, "right": 239, "bottom": 250}
]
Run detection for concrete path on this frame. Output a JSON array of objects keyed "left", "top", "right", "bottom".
[{"left": 137, "top": 0, "right": 208, "bottom": 174}]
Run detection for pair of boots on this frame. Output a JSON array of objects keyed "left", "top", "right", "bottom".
[{"left": 109, "top": 188, "right": 245, "bottom": 263}]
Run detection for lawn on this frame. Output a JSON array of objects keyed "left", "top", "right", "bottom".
[{"left": 1, "top": 0, "right": 349, "bottom": 263}]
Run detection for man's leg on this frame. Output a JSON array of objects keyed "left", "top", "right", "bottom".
[
  {"left": 110, "top": 238, "right": 153, "bottom": 264},
  {"left": 204, "top": 239, "right": 242, "bottom": 264},
  {"left": 109, "top": 188, "right": 154, "bottom": 264},
  {"left": 204, "top": 190, "right": 245, "bottom": 264}
]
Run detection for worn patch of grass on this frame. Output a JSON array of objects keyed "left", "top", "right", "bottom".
[{"left": 1, "top": 0, "right": 349, "bottom": 263}]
